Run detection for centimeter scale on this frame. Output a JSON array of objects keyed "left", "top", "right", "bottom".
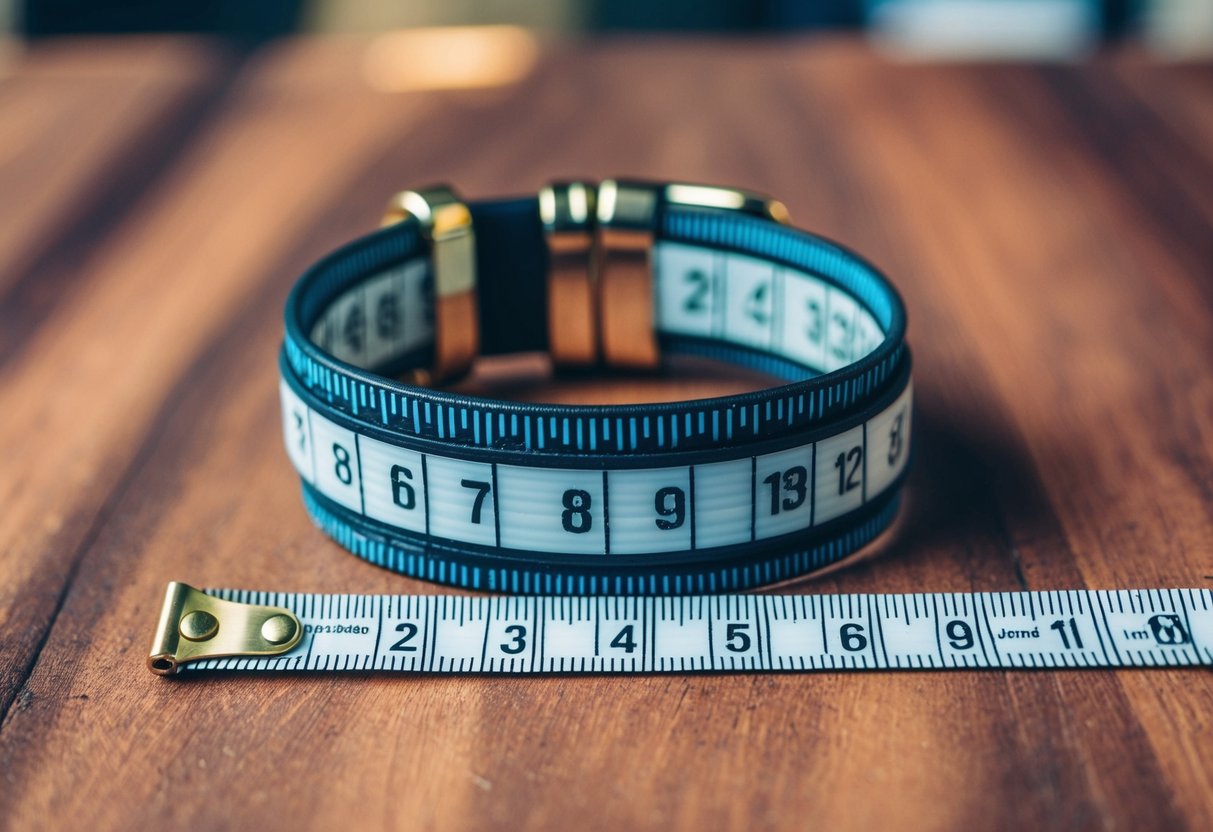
[{"left": 150, "top": 584, "right": 1212, "bottom": 675}]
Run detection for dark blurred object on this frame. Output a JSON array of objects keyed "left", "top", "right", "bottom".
[
  {"left": 21, "top": 0, "right": 304, "bottom": 41},
  {"left": 14, "top": 0, "right": 1212, "bottom": 58},
  {"left": 770, "top": 0, "right": 864, "bottom": 28},
  {"left": 590, "top": 0, "right": 862, "bottom": 31}
]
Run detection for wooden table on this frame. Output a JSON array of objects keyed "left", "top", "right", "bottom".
[{"left": 1, "top": 35, "right": 1211, "bottom": 831}]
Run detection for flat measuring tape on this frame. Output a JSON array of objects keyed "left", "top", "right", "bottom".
[
  {"left": 147, "top": 179, "right": 1211, "bottom": 675},
  {"left": 149, "top": 584, "right": 1212, "bottom": 674}
]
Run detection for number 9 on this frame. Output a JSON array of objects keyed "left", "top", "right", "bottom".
[
  {"left": 945, "top": 619, "right": 974, "bottom": 651},
  {"left": 654, "top": 486, "right": 685, "bottom": 530}
]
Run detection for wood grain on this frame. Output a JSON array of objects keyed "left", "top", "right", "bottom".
[
  {"left": 0, "top": 36, "right": 1210, "bottom": 831},
  {"left": 0, "top": 38, "right": 235, "bottom": 363}
]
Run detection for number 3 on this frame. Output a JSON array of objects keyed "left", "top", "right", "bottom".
[
  {"left": 888, "top": 411, "right": 905, "bottom": 466},
  {"left": 501, "top": 624, "right": 527, "bottom": 655}
]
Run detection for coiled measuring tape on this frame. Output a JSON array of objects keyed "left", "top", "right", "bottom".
[
  {"left": 277, "top": 179, "right": 911, "bottom": 595},
  {"left": 145, "top": 179, "right": 1211, "bottom": 675}
]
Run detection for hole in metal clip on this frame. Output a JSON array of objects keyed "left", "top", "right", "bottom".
[{"left": 150, "top": 657, "right": 175, "bottom": 674}]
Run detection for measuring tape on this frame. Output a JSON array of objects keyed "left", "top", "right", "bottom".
[
  {"left": 146, "top": 179, "right": 1211, "bottom": 676},
  {"left": 276, "top": 179, "right": 911, "bottom": 595},
  {"left": 148, "top": 583, "right": 1212, "bottom": 674}
]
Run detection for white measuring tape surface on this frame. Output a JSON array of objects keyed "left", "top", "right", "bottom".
[
  {"left": 150, "top": 585, "right": 1212, "bottom": 675},
  {"left": 146, "top": 180, "right": 1210, "bottom": 676}
]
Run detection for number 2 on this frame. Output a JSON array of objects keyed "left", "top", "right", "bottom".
[
  {"left": 390, "top": 622, "right": 419, "bottom": 652},
  {"left": 683, "top": 269, "right": 710, "bottom": 313}
]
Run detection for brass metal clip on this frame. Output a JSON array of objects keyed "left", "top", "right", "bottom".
[
  {"left": 591, "top": 180, "right": 789, "bottom": 371},
  {"left": 540, "top": 181, "right": 598, "bottom": 367},
  {"left": 382, "top": 185, "right": 479, "bottom": 386},
  {"left": 147, "top": 582, "right": 303, "bottom": 676},
  {"left": 664, "top": 183, "right": 789, "bottom": 225},
  {"left": 595, "top": 179, "right": 662, "bottom": 369}
]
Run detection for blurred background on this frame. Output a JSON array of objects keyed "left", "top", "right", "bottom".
[{"left": 4, "top": 0, "right": 1213, "bottom": 58}]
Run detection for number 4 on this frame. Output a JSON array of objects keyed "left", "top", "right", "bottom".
[{"left": 610, "top": 625, "right": 637, "bottom": 654}]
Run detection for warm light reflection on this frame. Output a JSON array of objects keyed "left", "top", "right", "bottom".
[
  {"left": 666, "top": 184, "right": 747, "bottom": 211},
  {"left": 567, "top": 182, "right": 589, "bottom": 224},
  {"left": 362, "top": 25, "right": 539, "bottom": 92}
]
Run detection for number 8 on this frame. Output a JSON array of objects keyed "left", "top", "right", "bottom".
[
  {"left": 332, "top": 443, "right": 353, "bottom": 485},
  {"left": 562, "top": 489, "right": 592, "bottom": 533}
]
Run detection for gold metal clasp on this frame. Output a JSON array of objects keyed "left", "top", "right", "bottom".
[
  {"left": 540, "top": 181, "right": 598, "bottom": 367},
  {"left": 382, "top": 186, "right": 479, "bottom": 385},
  {"left": 590, "top": 180, "right": 789, "bottom": 371},
  {"left": 595, "top": 179, "right": 662, "bottom": 369},
  {"left": 664, "top": 183, "right": 789, "bottom": 225},
  {"left": 147, "top": 582, "right": 303, "bottom": 676}
]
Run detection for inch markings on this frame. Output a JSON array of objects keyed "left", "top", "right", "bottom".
[
  {"left": 279, "top": 379, "right": 914, "bottom": 559},
  {"left": 186, "top": 588, "right": 1213, "bottom": 675}
]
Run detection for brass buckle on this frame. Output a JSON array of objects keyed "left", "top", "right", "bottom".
[
  {"left": 382, "top": 186, "right": 479, "bottom": 386},
  {"left": 664, "top": 183, "right": 789, "bottom": 225},
  {"left": 540, "top": 181, "right": 598, "bottom": 367},
  {"left": 595, "top": 179, "right": 662, "bottom": 368},
  {"left": 592, "top": 180, "right": 789, "bottom": 370},
  {"left": 148, "top": 582, "right": 302, "bottom": 675},
  {"left": 375, "top": 180, "right": 787, "bottom": 380}
]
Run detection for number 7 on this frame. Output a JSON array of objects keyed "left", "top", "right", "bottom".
[{"left": 461, "top": 479, "right": 491, "bottom": 524}]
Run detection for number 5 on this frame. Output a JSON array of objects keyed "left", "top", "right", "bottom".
[{"left": 725, "top": 622, "right": 752, "bottom": 653}]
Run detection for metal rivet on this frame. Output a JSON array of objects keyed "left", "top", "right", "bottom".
[
  {"left": 179, "top": 610, "right": 219, "bottom": 642},
  {"left": 261, "top": 615, "right": 297, "bottom": 645}
]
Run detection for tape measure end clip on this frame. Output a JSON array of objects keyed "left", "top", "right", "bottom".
[{"left": 147, "top": 582, "right": 303, "bottom": 676}]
